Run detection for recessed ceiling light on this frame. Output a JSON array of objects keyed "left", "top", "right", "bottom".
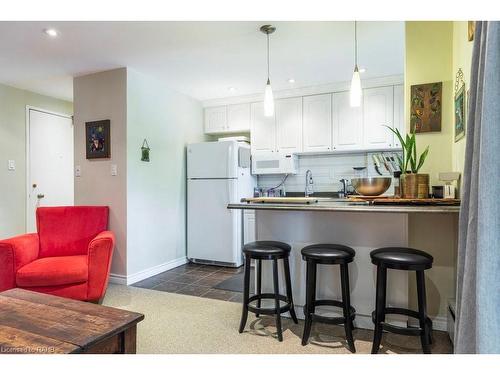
[
  {"left": 288, "top": 78, "right": 296, "bottom": 84},
  {"left": 228, "top": 87, "right": 236, "bottom": 92},
  {"left": 43, "top": 28, "right": 59, "bottom": 38},
  {"left": 359, "top": 68, "right": 366, "bottom": 73}
]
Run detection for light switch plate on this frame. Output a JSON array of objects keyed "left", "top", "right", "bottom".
[
  {"left": 75, "top": 165, "right": 81, "bottom": 177},
  {"left": 111, "top": 164, "right": 117, "bottom": 176},
  {"left": 8, "top": 160, "right": 15, "bottom": 171}
]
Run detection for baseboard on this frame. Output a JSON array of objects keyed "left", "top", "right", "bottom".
[{"left": 109, "top": 257, "right": 188, "bottom": 286}]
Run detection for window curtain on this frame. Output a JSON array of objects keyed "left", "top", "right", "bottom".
[{"left": 455, "top": 21, "right": 500, "bottom": 354}]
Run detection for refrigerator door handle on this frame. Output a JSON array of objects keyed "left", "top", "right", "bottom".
[{"left": 227, "top": 143, "right": 233, "bottom": 178}]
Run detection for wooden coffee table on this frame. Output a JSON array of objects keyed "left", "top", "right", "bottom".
[{"left": 0, "top": 288, "right": 144, "bottom": 354}]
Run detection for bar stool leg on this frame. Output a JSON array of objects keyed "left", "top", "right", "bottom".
[
  {"left": 416, "top": 270, "right": 431, "bottom": 354},
  {"left": 272, "top": 259, "right": 283, "bottom": 341},
  {"left": 371, "top": 265, "right": 387, "bottom": 354},
  {"left": 255, "top": 259, "right": 262, "bottom": 317},
  {"left": 302, "top": 260, "right": 316, "bottom": 346},
  {"left": 340, "top": 263, "right": 356, "bottom": 353},
  {"left": 239, "top": 255, "right": 251, "bottom": 333},
  {"left": 283, "top": 257, "right": 298, "bottom": 324}
]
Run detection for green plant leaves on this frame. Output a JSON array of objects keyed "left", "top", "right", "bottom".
[{"left": 383, "top": 125, "right": 429, "bottom": 174}]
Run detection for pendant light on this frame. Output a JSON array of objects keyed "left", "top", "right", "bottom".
[
  {"left": 350, "top": 21, "right": 362, "bottom": 107},
  {"left": 260, "top": 25, "right": 276, "bottom": 117}
]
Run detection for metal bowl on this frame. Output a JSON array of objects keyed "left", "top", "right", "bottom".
[{"left": 351, "top": 177, "right": 392, "bottom": 196}]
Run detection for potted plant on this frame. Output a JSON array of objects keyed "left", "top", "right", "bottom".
[{"left": 385, "top": 126, "right": 430, "bottom": 199}]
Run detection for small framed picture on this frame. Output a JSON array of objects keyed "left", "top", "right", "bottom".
[
  {"left": 86, "top": 120, "right": 110, "bottom": 159},
  {"left": 454, "top": 84, "right": 466, "bottom": 142}
]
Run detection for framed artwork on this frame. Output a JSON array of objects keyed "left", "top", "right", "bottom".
[
  {"left": 410, "top": 82, "right": 442, "bottom": 133},
  {"left": 85, "top": 120, "right": 110, "bottom": 159},
  {"left": 455, "top": 69, "right": 466, "bottom": 142},
  {"left": 468, "top": 21, "right": 475, "bottom": 42}
]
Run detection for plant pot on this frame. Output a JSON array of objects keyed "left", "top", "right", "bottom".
[{"left": 401, "top": 173, "right": 430, "bottom": 199}]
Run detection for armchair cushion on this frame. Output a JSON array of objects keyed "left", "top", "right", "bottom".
[
  {"left": 16, "top": 255, "right": 88, "bottom": 287},
  {"left": 37, "top": 206, "right": 109, "bottom": 258}
]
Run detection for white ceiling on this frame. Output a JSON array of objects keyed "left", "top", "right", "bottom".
[{"left": 0, "top": 21, "right": 404, "bottom": 102}]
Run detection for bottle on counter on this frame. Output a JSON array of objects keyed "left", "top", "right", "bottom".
[{"left": 393, "top": 171, "right": 402, "bottom": 198}]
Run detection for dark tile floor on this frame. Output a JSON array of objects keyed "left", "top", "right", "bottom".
[{"left": 132, "top": 262, "right": 244, "bottom": 302}]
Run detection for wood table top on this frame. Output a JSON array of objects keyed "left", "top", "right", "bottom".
[{"left": 0, "top": 288, "right": 144, "bottom": 354}]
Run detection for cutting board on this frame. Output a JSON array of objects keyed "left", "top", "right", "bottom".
[
  {"left": 348, "top": 196, "right": 460, "bottom": 206},
  {"left": 243, "top": 197, "right": 318, "bottom": 204}
]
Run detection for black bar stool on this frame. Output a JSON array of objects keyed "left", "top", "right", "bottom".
[
  {"left": 238, "top": 241, "right": 298, "bottom": 342},
  {"left": 301, "top": 244, "right": 356, "bottom": 353},
  {"left": 370, "top": 247, "right": 433, "bottom": 354}
]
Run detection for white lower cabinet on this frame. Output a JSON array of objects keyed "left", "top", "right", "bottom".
[
  {"left": 363, "top": 86, "right": 394, "bottom": 149},
  {"left": 332, "top": 91, "right": 363, "bottom": 150},
  {"left": 243, "top": 210, "right": 256, "bottom": 244},
  {"left": 303, "top": 94, "right": 332, "bottom": 152},
  {"left": 276, "top": 97, "right": 303, "bottom": 154}
]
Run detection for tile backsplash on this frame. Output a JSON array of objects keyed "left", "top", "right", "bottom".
[{"left": 257, "top": 151, "right": 400, "bottom": 195}]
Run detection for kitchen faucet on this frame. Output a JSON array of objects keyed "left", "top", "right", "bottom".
[{"left": 305, "top": 170, "right": 314, "bottom": 197}]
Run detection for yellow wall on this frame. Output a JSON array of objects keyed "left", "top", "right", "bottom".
[{"left": 405, "top": 22, "right": 454, "bottom": 187}]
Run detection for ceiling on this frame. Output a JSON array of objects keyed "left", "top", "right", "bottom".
[{"left": 0, "top": 21, "right": 404, "bottom": 102}]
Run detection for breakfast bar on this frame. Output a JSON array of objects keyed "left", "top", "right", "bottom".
[{"left": 228, "top": 200, "right": 459, "bottom": 331}]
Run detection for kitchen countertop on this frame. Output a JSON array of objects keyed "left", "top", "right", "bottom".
[{"left": 227, "top": 200, "right": 460, "bottom": 214}]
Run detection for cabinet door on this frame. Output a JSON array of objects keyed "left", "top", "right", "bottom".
[
  {"left": 250, "top": 102, "right": 276, "bottom": 154},
  {"left": 363, "top": 86, "right": 394, "bottom": 148},
  {"left": 303, "top": 94, "right": 332, "bottom": 152},
  {"left": 276, "top": 97, "right": 303, "bottom": 153},
  {"left": 393, "top": 85, "right": 405, "bottom": 148},
  {"left": 204, "top": 106, "right": 227, "bottom": 134},
  {"left": 332, "top": 91, "right": 363, "bottom": 150},
  {"left": 243, "top": 210, "right": 256, "bottom": 244},
  {"left": 227, "top": 103, "right": 251, "bottom": 132}
]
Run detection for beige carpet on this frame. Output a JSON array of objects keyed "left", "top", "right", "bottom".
[{"left": 103, "top": 284, "right": 452, "bottom": 354}]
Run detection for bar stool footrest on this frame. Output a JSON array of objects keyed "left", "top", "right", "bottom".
[
  {"left": 371, "top": 308, "right": 432, "bottom": 336},
  {"left": 305, "top": 299, "right": 356, "bottom": 325},
  {"left": 247, "top": 293, "right": 292, "bottom": 315}
]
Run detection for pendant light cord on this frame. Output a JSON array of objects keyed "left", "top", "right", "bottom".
[
  {"left": 266, "top": 32, "right": 270, "bottom": 81},
  {"left": 354, "top": 21, "right": 358, "bottom": 68}
]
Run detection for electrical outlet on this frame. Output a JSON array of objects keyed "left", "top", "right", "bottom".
[
  {"left": 75, "top": 165, "right": 81, "bottom": 177},
  {"left": 111, "top": 164, "right": 117, "bottom": 176},
  {"left": 8, "top": 160, "right": 15, "bottom": 171}
]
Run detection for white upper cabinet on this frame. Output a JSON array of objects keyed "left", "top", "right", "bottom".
[
  {"left": 362, "top": 86, "right": 394, "bottom": 148},
  {"left": 250, "top": 102, "right": 276, "bottom": 154},
  {"left": 303, "top": 94, "right": 332, "bottom": 152},
  {"left": 276, "top": 97, "right": 303, "bottom": 154},
  {"left": 393, "top": 85, "right": 405, "bottom": 147},
  {"left": 333, "top": 91, "right": 363, "bottom": 150},
  {"left": 227, "top": 103, "right": 251, "bottom": 132},
  {"left": 204, "top": 106, "right": 227, "bottom": 134}
]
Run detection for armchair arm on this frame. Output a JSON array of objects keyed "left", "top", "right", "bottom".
[
  {"left": 87, "top": 231, "right": 115, "bottom": 301},
  {"left": 0, "top": 233, "right": 39, "bottom": 291}
]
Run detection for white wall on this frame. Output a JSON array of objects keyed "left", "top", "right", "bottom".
[
  {"left": 0, "top": 83, "right": 72, "bottom": 239},
  {"left": 126, "top": 69, "right": 204, "bottom": 277},
  {"left": 73, "top": 68, "right": 128, "bottom": 277}
]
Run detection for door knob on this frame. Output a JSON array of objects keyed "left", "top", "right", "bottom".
[{"left": 37, "top": 194, "right": 45, "bottom": 199}]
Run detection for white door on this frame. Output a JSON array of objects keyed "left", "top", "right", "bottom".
[
  {"left": 393, "top": 85, "right": 405, "bottom": 148},
  {"left": 250, "top": 102, "right": 276, "bottom": 154},
  {"left": 204, "top": 106, "right": 227, "bottom": 134},
  {"left": 363, "top": 86, "right": 394, "bottom": 149},
  {"left": 227, "top": 103, "right": 251, "bottom": 132},
  {"left": 276, "top": 97, "right": 303, "bottom": 153},
  {"left": 303, "top": 94, "right": 332, "bottom": 152},
  {"left": 187, "top": 141, "right": 237, "bottom": 179},
  {"left": 187, "top": 179, "right": 240, "bottom": 265},
  {"left": 332, "top": 91, "right": 363, "bottom": 150},
  {"left": 27, "top": 108, "right": 74, "bottom": 232}
]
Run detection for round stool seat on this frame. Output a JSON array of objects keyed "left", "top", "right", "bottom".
[
  {"left": 370, "top": 247, "right": 433, "bottom": 270},
  {"left": 301, "top": 244, "right": 355, "bottom": 264},
  {"left": 243, "top": 241, "right": 291, "bottom": 259}
]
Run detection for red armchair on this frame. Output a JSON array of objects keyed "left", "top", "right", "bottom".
[{"left": 0, "top": 206, "right": 114, "bottom": 302}]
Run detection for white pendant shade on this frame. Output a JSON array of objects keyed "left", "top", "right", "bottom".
[
  {"left": 350, "top": 67, "right": 362, "bottom": 107},
  {"left": 264, "top": 81, "right": 274, "bottom": 116}
]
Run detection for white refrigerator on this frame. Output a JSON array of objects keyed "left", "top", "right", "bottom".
[{"left": 187, "top": 141, "right": 255, "bottom": 267}]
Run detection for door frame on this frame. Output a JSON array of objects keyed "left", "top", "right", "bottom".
[{"left": 25, "top": 106, "right": 73, "bottom": 232}]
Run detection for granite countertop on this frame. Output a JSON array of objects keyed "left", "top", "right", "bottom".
[{"left": 227, "top": 200, "right": 460, "bottom": 214}]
